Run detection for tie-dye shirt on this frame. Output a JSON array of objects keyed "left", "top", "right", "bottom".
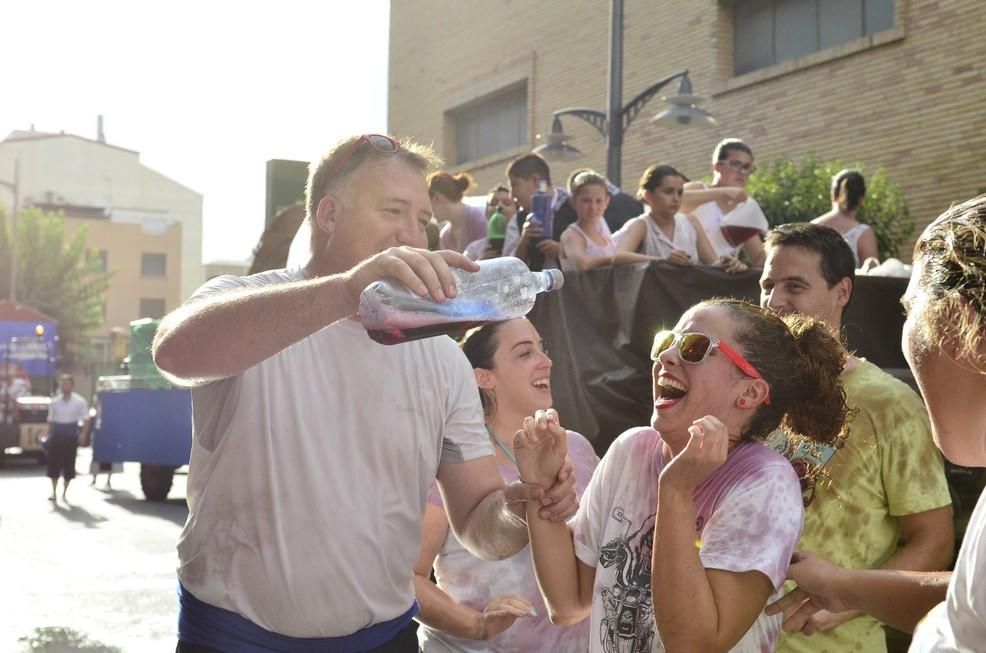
[
  {"left": 778, "top": 360, "right": 952, "bottom": 653},
  {"left": 418, "top": 430, "right": 600, "bottom": 652},
  {"left": 572, "top": 427, "right": 803, "bottom": 653}
]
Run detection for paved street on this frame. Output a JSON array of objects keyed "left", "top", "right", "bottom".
[{"left": 0, "top": 448, "right": 186, "bottom": 652}]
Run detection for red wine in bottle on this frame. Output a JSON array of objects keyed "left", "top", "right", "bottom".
[{"left": 721, "top": 225, "right": 763, "bottom": 247}]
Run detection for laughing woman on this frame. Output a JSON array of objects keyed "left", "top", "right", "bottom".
[
  {"left": 514, "top": 298, "right": 851, "bottom": 652},
  {"left": 413, "top": 318, "right": 599, "bottom": 652}
]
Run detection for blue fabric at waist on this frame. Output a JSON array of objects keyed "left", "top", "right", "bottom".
[{"left": 177, "top": 582, "right": 418, "bottom": 653}]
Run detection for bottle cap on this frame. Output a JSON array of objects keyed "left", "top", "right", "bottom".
[{"left": 543, "top": 269, "right": 565, "bottom": 291}]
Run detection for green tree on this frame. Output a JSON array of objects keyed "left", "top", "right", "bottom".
[
  {"left": 0, "top": 206, "right": 114, "bottom": 368},
  {"left": 746, "top": 156, "right": 915, "bottom": 259}
]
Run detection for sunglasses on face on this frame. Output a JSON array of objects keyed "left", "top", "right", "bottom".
[
  {"left": 326, "top": 134, "right": 401, "bottom": 182},
  {"left": 650, "top": 330, "right": 771, "bottom": 404}
]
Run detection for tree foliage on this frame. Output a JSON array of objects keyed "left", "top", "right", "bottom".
[
  {"left": 746, "top": 156, "right": 915, "bottom": 259},
  {"left": 0, "top": 206, "right": 114, "bottom": 368}
]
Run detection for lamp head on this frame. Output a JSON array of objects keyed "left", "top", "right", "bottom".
[
  {"left": 532, "top": 116, "right": 584, "bottom": 162},
  {"left": 651, "top": 73, "right": 717, "bottom": 129}
]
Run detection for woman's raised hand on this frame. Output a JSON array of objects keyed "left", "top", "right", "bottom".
[
  {"left": 513, "top": 408, "right": 568, "bottom": 489},
  {"left": 659, "top": 415, "right": 731, "bottom": 490}
]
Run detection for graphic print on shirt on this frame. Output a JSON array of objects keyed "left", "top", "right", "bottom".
[{"left": 598, "top": 506, "right": 656, "bottom": 653}]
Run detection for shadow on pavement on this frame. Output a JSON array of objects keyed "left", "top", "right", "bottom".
[
  {"left": 104, "top": 491, "right": 188, "bottom": 526},
  {"left": 14, "top": 626, "right": 122, "bottom": 653},
  {"left": 50, "top": 502, "right": 108, "bottom": 528}
]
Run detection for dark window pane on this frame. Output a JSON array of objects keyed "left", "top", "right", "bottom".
[
  {"left": 454, "top": 85, "right": 527, "bottom": 164},
  {"left": 865, "top": 0, "right": 895, "bottom": 33},
  {"left": 775, "top": 0, "right": 818, "bottom": 64},
  {"left": 139, "top": 298, "right": 166, "bottom": 319},
  {"left": 141, "top": 252, "right": 167, "bottom": 277},
  {"left": 735, "top": 0, "right": 774, "bottom": 75},
  {"left": 820, "top": 0, "right": 863, "bottom": 49}
]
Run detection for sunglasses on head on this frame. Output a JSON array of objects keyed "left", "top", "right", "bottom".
[
  {"left": 651, "top": 330, "right": 771, "bottom": 405},
  {"left": 325, "top": 134, "right": 401, "bottom": 182}
]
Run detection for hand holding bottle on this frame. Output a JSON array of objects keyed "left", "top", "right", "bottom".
[{"left": 343, "top": 246, "right": 479, "bottom": 310}]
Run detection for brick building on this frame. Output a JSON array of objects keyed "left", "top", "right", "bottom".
[{"left": 388, "top": 0, "right": 986, "bottom": 253}]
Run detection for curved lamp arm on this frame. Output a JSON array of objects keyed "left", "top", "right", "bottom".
[
  {"left": 551, "top": 107, "right": 608, "bottom": 139},
  {"left": 620, "top": 69, "right": 688, "bottom": 132}
]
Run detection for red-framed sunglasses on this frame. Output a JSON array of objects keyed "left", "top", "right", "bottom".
[
  {"left": 326, "top": 134, "right": 401, "bottom": 181},
  {"left": 651, "top": 330, "right": 771, "bottom": 405}
]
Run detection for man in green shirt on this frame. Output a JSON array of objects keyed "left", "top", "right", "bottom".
[{"left": 759, "top": 222, "right": 954, "bottom": 653}]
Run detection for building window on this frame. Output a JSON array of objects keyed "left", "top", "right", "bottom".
[
  {"left": 139, "top": 298, "right": 166, "bottom": 319},
  {"left": 734, "top": 0, "right": 895, "bottom": 75},
  {"left": 87, "top": 249, "right": 108, "bottom": 273},
  {"left": 141, "top": 253, "right": 167, "bottom": 277},
  {"left": 451, "top": 83, "right": 527, "bottom": 164}
]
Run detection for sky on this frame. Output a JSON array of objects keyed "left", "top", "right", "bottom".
[{"left": 0, "top": 0, "right": 391, "bottom": 264}]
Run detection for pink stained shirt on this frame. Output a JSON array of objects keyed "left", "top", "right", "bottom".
[
  {"left": 419, "top": 430, "right": 600, "bottom": 652},
  {"left": 572, "top": 426, "right": 804, "bottom": 653}
]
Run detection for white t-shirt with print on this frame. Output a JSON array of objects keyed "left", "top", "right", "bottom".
[
  {"left": 571, "top": 427, "right": 804, "bottom": 653},
  {"left": 909, "top": 489, "right": 986, "bottom": 651},
  {"left": 176, "top": 268, "right": 493, "bottom": 638}
]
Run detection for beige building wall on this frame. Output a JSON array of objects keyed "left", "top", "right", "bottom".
[
  {"left": 62, "top": 216, "right": 182, "bottom": 339},
  {"left": 389, "top": 0, "right": 986, "bottom": 254},
  {"left": 0, "top": 131, "right": 204, "bottom": 299}
]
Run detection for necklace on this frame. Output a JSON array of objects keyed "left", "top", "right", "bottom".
[{"left": 486, "top": 424, "right": 517, "bottom": 466}]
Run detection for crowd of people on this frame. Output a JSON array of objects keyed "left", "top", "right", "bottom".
[
  {"left": 146, "top": 130, "right": 985, "bottom": 653},
  {"left": 430, "top": 139, "right": 894, "bottom": 283}
]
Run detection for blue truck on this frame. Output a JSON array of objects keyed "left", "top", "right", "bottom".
[{"left": 92, "top": 319, "right": 191, "bottom": 501}]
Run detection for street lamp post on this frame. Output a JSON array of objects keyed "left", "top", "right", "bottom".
[
  {"left": 532, "top": 0, "right": 716, "bottom": 187},
  {"left": 0, "top": 158, "right": 20, "bottom": 302}
]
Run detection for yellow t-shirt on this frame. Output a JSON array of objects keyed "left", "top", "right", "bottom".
[{"left": 778, "top": 360, "right": 952, "bottom": 653}]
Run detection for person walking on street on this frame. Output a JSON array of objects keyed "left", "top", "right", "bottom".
[{"left": 46, "top": 374, "right": 88, "bottom": 502}]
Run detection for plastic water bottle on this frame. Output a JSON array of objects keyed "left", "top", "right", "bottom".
[
  {"left": 487, "top": 208, "right": 507, "bottom": 256},
  {"left": 359, "top": 257, "right": 564, "bottom": 345},
  {"left": 530, "top": 180, "right": 552, "bottom": 240}
]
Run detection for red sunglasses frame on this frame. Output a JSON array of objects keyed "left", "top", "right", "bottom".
[{"left": 651, "top": 330, "right": 771, "bottom": 405}]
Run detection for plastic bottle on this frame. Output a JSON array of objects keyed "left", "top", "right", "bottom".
[
  {"left": 527, "top": 180, "right": 554, "bottom": 272},
  {"left": 487, "top": 208, "right": 507, "bottom": 257},
  {"left": 530, "top": 180, "right": 552, "bottom": 240},
  {"left": 359, "top": 257, "right": 564, "bottom": 345}
]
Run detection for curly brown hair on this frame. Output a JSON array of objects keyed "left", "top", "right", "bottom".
[
  {"left": 914, "top": 194, "right": 986, "bottom": 373},
  {"left": 703, "top": 298, "right": 850, "bottom": 444}
]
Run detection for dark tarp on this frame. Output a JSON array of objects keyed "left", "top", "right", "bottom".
[{"left": 527, "top": 261, "right": 909, "bottom": 452}]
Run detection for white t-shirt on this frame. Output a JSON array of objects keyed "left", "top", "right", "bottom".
[
  {"left": 47, "top": 392, "right": 88, "bottom": 424},
  {"left": 571, "top": 427, "right": 803, "bottom": 653},
  {"left": 691, "top": 188, "right": 767, "bottom": 259},
  {"left": 617, "top": 212, "right": 701, "bottom": 262},
  {"left": 909, "top": 489, "right": 986, "bottom": 651},
  {"left": 176, "top": 268, "right": 493, "bottom": 638}
]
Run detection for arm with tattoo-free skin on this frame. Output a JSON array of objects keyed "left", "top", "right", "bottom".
[
  {"left": 412, "top": 502, "right": 535, "bottom": 639},
  {"left": 438, "top": 451, "right": 579, "bottom": 562},
  {"left": 513, "top": 410, "right": 596, "bottom": 624},
  {"left": 153, "top": 247, "right": 478, "bottom": 387},
  {"left": 765, "top": 551, "right": 950, "bottom": 634},
  {"left": 652, "top": 417, "right": 775, "bottom": 652}
]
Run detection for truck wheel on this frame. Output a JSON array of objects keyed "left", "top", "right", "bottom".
[{"left": 140, "top": 464, "right": 176, "bottom": 501}]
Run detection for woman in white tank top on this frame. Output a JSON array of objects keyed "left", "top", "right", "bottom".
[
  {"left": 614, "top": 164, "right": 719, "bottom": 268},
  {"left": 811, "top": 169, "right": 879, "bottom": 267}
]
